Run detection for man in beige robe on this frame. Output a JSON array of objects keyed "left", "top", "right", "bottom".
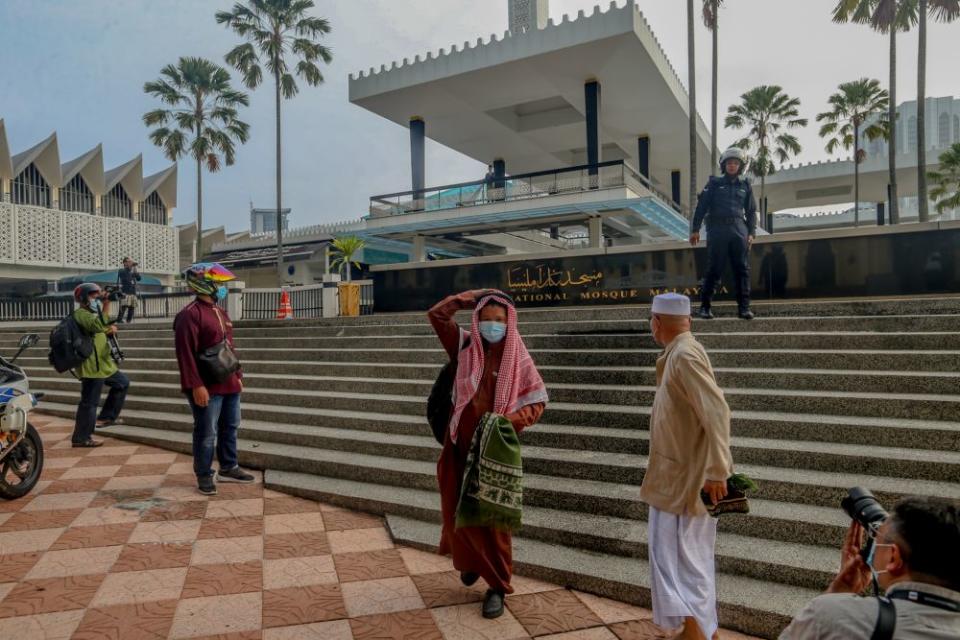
[{"left": 639, "top": 293, "right": 734, "bottom": 640}]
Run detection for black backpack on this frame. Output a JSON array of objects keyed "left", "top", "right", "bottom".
[
  {"left": 426, "top": 337, "right": 470, "bottom": 445},
  {"left": 48, "top": 314, "right": 93, "bottom": 373}
]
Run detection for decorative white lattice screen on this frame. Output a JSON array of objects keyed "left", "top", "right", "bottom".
[
  {"left": 63, "top": 210, "right": 106, "bottom": 268},
  {"left": 16, "top": 206, "right": 63, "bottom": 265},
  {"left": 142, "top": 223, "right": 177, "bottom": 274},
  {"left": 0, "top": 202, "right": 14, "bottom": 263},
  {"left": 106, "top": 217, "right": 143, "bottom": 268}
]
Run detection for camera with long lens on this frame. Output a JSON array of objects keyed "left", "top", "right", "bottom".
[{"left": 841, "top": 487, "right": 889, "bottom": 560}]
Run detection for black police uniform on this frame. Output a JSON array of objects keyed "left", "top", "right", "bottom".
[{"left": 691, "top": 173, "right": 757, "bottom": 314}]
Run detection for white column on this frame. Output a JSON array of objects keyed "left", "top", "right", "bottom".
[
  {"left": 411, "top": 235, "right": 427, "bottom": 262},
  {"left": 227, "top": 281, "right": 245, "bottom": 320},
  {"left": 588, "top": 216, "right": 603, "bottom": 249}
]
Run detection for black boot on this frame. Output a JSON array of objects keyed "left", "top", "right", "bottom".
[
  {"left": 698, "top": 306, "right": 714, "bottom": 320},
  {"left": 482, "top": 589, "right": 505, "bottom": 619},
  {"left": 738, "top": 308, "right": 755, "bottom": 320},
  {"left": 460, "top": 571, "right": 479, "bottom": 587}
]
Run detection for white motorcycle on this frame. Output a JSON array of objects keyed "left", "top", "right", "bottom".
[{"left": 0, "top": 334, "right": 44, "bottom": 500}]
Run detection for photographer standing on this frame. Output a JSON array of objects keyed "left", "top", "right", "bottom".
[
  {"left": 174, "top": 263, "right": 254, "bottom": 496},
  {"left": 780, "top": 496, "right": 960, "bottom": 639},
  {"left": 117, "top": 257, "right": 142, "bottom": 323},
  {"left": 70, "top": 283, "right": 130, "bottom": 448}
]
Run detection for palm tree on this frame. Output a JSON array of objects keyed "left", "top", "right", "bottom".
[
  {"left": 686, "top": 0, "right": 699, "bottom": 216},
  {"left": 916, "top": 0, "right": 959, "bottom": 222},
  {"left": 143, "top": 57, "right": 250, "bottom": 262},
  {"left": 725, "top": 86, "right": 807, "bottom": 222},
  {"left": 702, "top": 0, "right": 725, "bottom": 175},
  {"left": 216, "top": 0, "right": 333, "bottom": 283},
  {"left": 833, "top": 0, "right": 916, "bottom": 224},
  {"left": 817, "top": 78, "right": 889, "bottom": 227},
  {"left": 928, "top": 143, "right": 960, "bottom": 214},
  {"left": 329, "top": 236, "right": 366, "bottom": 282}
]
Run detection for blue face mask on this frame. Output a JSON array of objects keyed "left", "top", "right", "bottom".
[
  {"left": 478, "top": 321, "right": 506, "bottom": 344},
  {"left": 215, "top": 285, "right": 228, "bottom": 301},
  {"left": 89, "top": 298, "right": 102, "bottom": 313}
]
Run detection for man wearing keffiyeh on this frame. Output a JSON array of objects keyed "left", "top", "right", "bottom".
[{"left": 428, "top": 289, "right": 549, "bottom": 619}]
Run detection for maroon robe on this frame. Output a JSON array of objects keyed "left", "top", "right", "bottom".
[{"left": 428, "top": 292, "right": 544, "bottom": 593}]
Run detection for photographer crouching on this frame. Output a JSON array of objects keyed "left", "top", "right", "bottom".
[
  {"left": 117, "top": 256, "right": 142, "bottom": 323},
  {"left": 70, "top": 283, "right": 129, "bottom": 448},
  {"left": 780, "top": 490, "right": 960, "bottom": 639}
]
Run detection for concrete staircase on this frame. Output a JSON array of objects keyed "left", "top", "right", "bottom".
[{"left": 13, "top": 297, "right": 960, "bottom": 639}]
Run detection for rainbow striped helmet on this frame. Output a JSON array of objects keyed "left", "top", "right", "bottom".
[{"left": 183, "top": 262, "right": 236, "bottom": 296}]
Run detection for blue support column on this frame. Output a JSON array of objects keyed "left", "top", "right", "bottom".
[
  {"left": 637, "top": 136, "right": 650, "bottom": 180},
  {"left": 410, "top": 117, "right": 425, "bottom": 209},
  {"left": 671, "top": 170, "right": 681, "bottom": 208},
  {"left": 585, "top": 81, "right": 601, "bottom": 178}
]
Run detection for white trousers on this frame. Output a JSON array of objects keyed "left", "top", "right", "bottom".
[{"left": 648, "top": 506, "right": 719, "bottom": 638}]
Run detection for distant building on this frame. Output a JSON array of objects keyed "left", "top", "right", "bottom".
[
  {"left": 863, "top": 96, "right": 960, "bottom": 157},
  {"left": 0, "top": 119, "right": 178, "bottom": 292},
  {"left": 250, "top": 205, "right": 290, "bottom": 234}
]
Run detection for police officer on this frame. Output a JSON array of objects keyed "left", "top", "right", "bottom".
[{"left": 689, "top": 147, "right": 757, "bottom": 320}]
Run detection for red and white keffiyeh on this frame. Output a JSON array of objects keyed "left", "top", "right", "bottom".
[{"left": 448, "top": 291, "right": 549, "bottom": 443}]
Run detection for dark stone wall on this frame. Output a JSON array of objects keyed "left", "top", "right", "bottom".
[{"left": 374, "top": 227, "right": 960, "bottom": 312}]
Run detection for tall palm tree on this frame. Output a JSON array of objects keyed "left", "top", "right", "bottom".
[
  {"left": 143, "top": 57, "right": 250, "bottom": 262},
  {"left": 725, "top": 86, "right": 807, "bottom": 219},
  {"left": 928, "top": 143, "right": 960, "bottom": 214},
  {"left": 817, "top": 78, "right": 889, "bottom": 227},
  {"left": 916, "top": 0, "right": 959, "bottom": 221},
  {"left": 702, "top": 0, "right": 725, "bottom": 175},
  {"left": 833, "top": 0, "right": 916, "bottom": 224},
  {"left": 217, "top": 0, "right": 333, "bottom": 283},
  {"left": 687, "top": 0, "right": 698, "bottom": 215}
]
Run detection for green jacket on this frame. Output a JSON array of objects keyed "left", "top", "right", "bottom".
[{"left": 73, "top": 308, "right": 118, "bottom": 379}]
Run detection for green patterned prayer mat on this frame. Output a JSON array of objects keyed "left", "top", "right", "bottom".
[{"left": 455, "top": 412, "right": 523, "bottom": 533}]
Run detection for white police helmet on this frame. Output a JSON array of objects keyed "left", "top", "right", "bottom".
[{"left": 719, "top": 147, "right": 747, "bottom": 174}]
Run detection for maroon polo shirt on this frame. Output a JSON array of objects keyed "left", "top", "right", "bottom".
[{"left": 173, "top": 298, "right": 243, "bottom": 395}]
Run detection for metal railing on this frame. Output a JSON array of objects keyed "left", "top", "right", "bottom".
[
  {"left": 0, "top": 296, "right": 74, "bottom": 321},
  {"left": 0, "top": 281, "right": 376, "bottom": 322},
  {"left": 369, "top": 160, "right": 688, "bottom": 219},
  {"left": 244, "top": 284, "right": 326, "bottom": 320},
  {"left": 136, "top": 292, "right": 196, "bottom": 320}
]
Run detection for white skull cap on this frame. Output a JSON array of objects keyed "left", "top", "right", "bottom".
[{"left": 651, "top": 293, "right": 691, "bottom": 316}]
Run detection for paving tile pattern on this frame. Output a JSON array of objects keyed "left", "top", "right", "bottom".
[{"left": 0, "top": 415, "right": 761, "bottom": 639}]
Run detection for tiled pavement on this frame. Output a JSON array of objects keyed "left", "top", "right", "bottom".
[{"left": 0, "top": 415, "right": 760, "bottom": 640}]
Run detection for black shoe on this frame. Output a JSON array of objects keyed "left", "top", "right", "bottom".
[
  {"left": 460, "top": 571, "right": 479, "bottom": 587},
  {"left": 197, "top": 476, "right": 218, "bottom": 495},
  {"left": 698, "top": 306, "right": 714, "bottom": 320},
  {"left": 72, "top": 439, "right": 104, "bottom": 448},
  {"left": 482, "top": 589, "right": 505, "bottom": 619},
  {"left": 217, "top": 466, "right": 255, "bottom": 483},
  {"left": 96, "top": 417, "right": 123, "bottom": 428},
  {"left": 738, "top": 309, "right": 755, "bottom": 320}
]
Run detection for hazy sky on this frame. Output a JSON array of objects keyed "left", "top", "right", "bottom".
[{"left": 1, "top": 0, "right": 956, "bottom": 231}]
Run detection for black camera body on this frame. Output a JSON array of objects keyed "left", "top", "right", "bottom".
[
  {"left": 102, "top": 285, "right": 122, "bottom": 302},
  {"left": 841, "top": 487, "right": 889, "bottom": 560}
]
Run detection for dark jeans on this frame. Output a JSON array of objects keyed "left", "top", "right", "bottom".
[
  {"left": 701, "top": 220, "right": 752, "bottom": 311},
  {"left": 72, "top": 371, "right": 129, "bottom": 444},
  {"left": 187, "top": 392, "right": 240, "bottom": 479},
  {"left": 121, "top": 305, "right": 134, "bottom": 323}
]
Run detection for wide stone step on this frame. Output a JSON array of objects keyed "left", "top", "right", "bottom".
[
  {"left": 261, "top": 469, "right": 838, "bottom": 591},
  {"left": 23, "top": 359, "right": 960, "bottom": 396},
  {"left": 10, "top": 313, "right": 959, "bottom": 343},
  {"left": 24, "top": 344, "right": 960, "bottom": 370},
  {"left": 36, "top": 403, "right": 960, "bottom": 508},
  {"left": 33, "top": 373, "right": 960, "bottom": 427},
  {"left": 384, "top": 514, "right": 815, "bottom": 639},
  {"left": 56, "top": 331, "right": 960, "bottom": 352}
]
